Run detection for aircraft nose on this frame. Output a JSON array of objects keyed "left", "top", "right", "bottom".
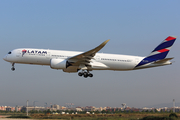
[{"left": 3, "top": 55, "right": 7, "bottom": 61}]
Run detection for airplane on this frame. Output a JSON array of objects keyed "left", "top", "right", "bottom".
[{"left": 3, "top": 36, "right": 177, "bottom": 78}]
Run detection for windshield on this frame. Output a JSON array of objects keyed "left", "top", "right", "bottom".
[{"left": 8, "top": 51, "right": 11, "bottom": 54}]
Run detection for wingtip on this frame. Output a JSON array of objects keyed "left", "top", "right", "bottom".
[
  {"left": 169, "top": 36, "right": 177, "bottom": 38},
  {"left": 105, "top": 39, "right": 110, "bottom": 43},
  {"left": 100, "top": 39, "right": 110, "bottom": 46}
]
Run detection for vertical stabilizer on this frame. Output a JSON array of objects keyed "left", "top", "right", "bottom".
[{"left": 136, "top": 36, "right": 177, "bottom": 68}]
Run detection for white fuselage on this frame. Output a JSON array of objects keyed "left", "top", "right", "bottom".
[
  {"left": 3, "top": 48, "right": 145, "bottom": 71},
  {"left": 3, "top": 36, "right": 176, "bottom": 77}
]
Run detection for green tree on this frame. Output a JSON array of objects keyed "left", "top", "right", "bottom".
[
  {"left": 21, "top": 110, "right": 25, "bottom": 113},
  {"left": 154, "top": 109, "right": 158, "bottom": 113},
  {"left": 39, "top": 110, "right": 42, "bottom": 113},
  {"left": 101, "top": 110, "right": 106, "bottom": 114},
  {"left": 150, "top": 110, "right": 153, "bottom": 113},
  {"left": 65, "top": 110, "right": 69, "bottom": 113},
  {"left": 94, "top": 110, "right": 100, "bottom": 114},
  {"left": 56, "top": 110, "right": 60, "bottom": 113},
  {"left": 145, "top": 110, "right": 149, "bottom": 113},
  {"left": 69, "top": 110, "right": 74, "bottom": 114},
  {"left": 43, "top": 110, "right": 47, "bottom": 114},
  {"left": 47, "top": 109, "right": 51, "bottom": 114},
  {"left": 169, "top": 110, "right": 173, "bottom": 113},
  {"left": 106, "top": 110, "right": 110, "bottom": 114}
]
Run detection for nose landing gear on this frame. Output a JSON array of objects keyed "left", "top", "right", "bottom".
[
  {"left": 78, "top": 70, "right": 93, "bottom": 78},
  {"left": 11, "top": 63, "right": 15, "bottom": 71}
]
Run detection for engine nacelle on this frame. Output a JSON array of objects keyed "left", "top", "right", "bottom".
[{"left": 50, "top": 58, "right": 67, "bottom": 69}]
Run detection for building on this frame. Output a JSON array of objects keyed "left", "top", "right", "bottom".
[
  {"left": 6, "top": 108, "right": 11, "bottom": 111},
  {"left": 75, "top": 108, "right": 82, "bottom": 111},
  {"left": 21, "top": 106, "right": 45, "bottom": 112},
  {"left": 15, "top": 106, "right": 22, "bottom": 111},
  {"left": 51, "top": 104, "right": 60, "bottom": 110}
]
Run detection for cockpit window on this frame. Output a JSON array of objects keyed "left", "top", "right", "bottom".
[{"left": 8, "top": 51, "right": 11, "bottom": 54}]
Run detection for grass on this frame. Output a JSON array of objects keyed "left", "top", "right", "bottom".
[{"left": 3, "top": 113, "right": 180, "bottom": 120}]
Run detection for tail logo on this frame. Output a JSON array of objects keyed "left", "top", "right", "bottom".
[{"left": 135, "top": 36, "right": 177, "bottom": 68}]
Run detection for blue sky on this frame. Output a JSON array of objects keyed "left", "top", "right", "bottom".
[{"left": 0, "top": 0, "right": 180, "bottom": 108}]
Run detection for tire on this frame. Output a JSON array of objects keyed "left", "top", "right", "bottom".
[
  {"left": 78, "top": 72, "right": 83, "bottom": 76},
  {"left": 89, "top": 73, "right": 93, "bottom": 77},
  {"left": 11, "top": 68, "right": 15, "bottom": 71},
  {"left": 83, "top": 72, "right": 88, "bottom": 78}
]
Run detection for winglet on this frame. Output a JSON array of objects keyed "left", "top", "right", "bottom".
[
  {"left": 103, "top": 39, "right": 110, "bottom": 44},
  {"left": 98, "top": 39, "right": 110, "bottom": 49},
  {"left": 87, "top": 39, "right": 110, "bottom": 57}
]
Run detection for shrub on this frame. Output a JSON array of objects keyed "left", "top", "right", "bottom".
[
  {"left": 140, "top": 116, "right": 174, "bottom": 120},
  {"left": 7, "top": 115, "right": 31, "bottom": 118},
  {"left": 169, "top": 113, "right": 178, "bottom": 118}
]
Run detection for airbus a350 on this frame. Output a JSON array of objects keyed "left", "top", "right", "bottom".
[{"left": 3, "top": 36, "right": 177, "bottom": 78}]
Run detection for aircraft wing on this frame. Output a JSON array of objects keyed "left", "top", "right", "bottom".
[{"left": 67, "top": 39, "right": 110, "bottom": 68}]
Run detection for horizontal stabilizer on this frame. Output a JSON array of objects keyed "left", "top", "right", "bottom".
[{"left": 154, "top": 57, "right": 174, "bottom": 64}]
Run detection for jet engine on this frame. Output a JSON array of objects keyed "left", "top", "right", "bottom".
[{"left": 50, "top": 58, "right": 68, "bottom": 69}]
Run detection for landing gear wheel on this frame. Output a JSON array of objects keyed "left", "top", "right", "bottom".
[
  {"left": 83, "top": 72, "right": 88, "bottom": 78},
  {"left": 78, "top": 72, "right": 83, "bottom": 76},
  {"left": 78, "top": 70, "right": 93, "bottom": 78},
  {"left": 11, "top": 67, "right": 15, "bottom": 71},
  {"left": 88, "top": 73, "right": 93, "bottom": 77}
]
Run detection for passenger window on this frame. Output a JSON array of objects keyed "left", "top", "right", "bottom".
[{"left": 8, "top": 51, "right": 11, "bottom": 54}]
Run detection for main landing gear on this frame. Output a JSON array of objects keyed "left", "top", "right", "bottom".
[
  {"left": 78, "top": 70, "right": 93, "bottom": 78},
  {"left": 11, "top": 63, "right": 15, "bottom": 71}
]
